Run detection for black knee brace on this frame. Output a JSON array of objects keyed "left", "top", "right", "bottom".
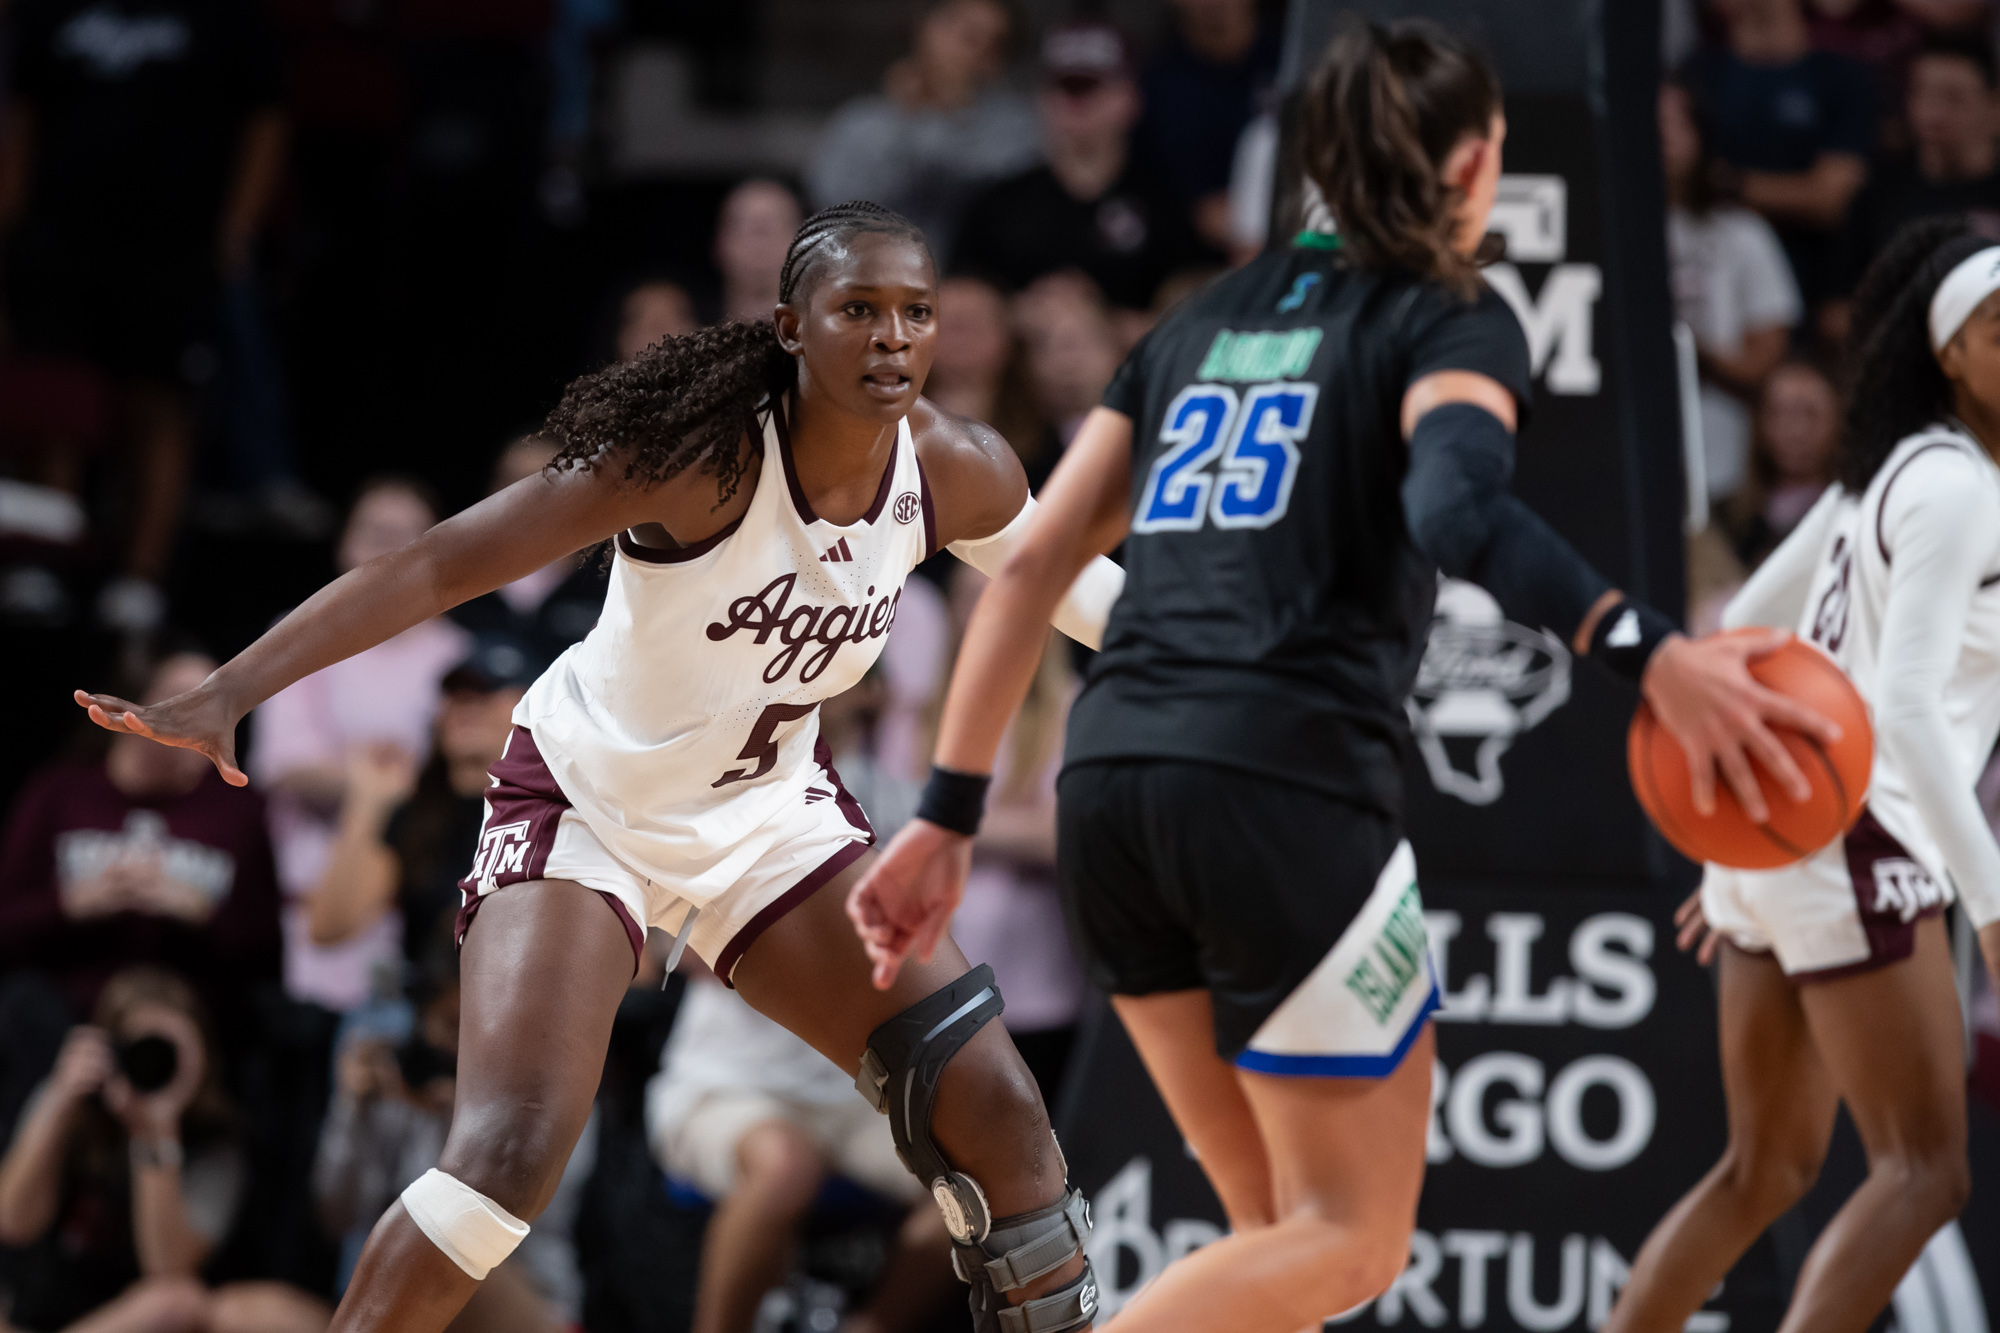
[{"left": 856, "top": 965, "right": 1098, "bottom": 1332}]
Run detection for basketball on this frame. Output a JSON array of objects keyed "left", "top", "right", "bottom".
[{"left": 1627, "top": 632, "right": 1873, "bottom": 869}]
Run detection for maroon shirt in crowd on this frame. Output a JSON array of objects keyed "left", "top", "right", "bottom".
[{"left": 0, "top": 760, "right": 282, "bottom": 1019}]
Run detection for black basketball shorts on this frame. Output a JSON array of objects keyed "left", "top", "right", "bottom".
[{"left": 1056, "top": 759, "right": 1438, "bottom": 1077}]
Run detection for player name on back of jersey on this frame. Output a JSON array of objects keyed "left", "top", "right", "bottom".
[{"left": 1196, "top": 328, "right": 1324, "bottom": 382}]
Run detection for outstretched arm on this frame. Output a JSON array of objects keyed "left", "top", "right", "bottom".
[
  {"left": 1399, "top": 371, "right": 1841, "bottom": 822},
  {"left": 75, "top": 458, "right": 686, "bottom": 783},
  {"left": 850, "top": 408, "right": 1133, "bottom": 986}
]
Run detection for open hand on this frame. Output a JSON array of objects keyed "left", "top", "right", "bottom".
[
  {"left": 1674, "top": 889, "right": 1722, "bottom": 967},
  {"left": 1641, "top": 629, "right": 1842, "bottom": 823},
  {"left": 846, "top": 820, "right": 972, "bottom": 990},
  {"left": 74, "top": 684, "right": 247, "bottom": 787}
]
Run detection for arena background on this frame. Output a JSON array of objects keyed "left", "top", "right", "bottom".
[{"left": 0, "top": 0, "right": 1996, "bottom": 1330}]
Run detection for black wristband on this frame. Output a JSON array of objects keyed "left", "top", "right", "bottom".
[
  {"left": 1588, "top": 597, "right": 1678, "bottom": 683},
  {"left": 916, "top": 765, "right": 991, "bottom": 837}
]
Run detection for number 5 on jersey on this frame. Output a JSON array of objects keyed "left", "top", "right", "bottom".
[{"left": 1132, "top": 382, "right": 1318, "bottom": 534}]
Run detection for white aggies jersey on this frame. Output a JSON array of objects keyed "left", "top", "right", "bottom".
[
  {"left": 1783, "top": 425, "right": 2000, "bottom": 921},
  {"left": 515, "top": 402, "right": 933, "bottom": 901}
]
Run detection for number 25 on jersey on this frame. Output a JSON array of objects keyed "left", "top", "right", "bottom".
[{"left": 1132, "top": 382, "right": 1318, "bottom": 534}]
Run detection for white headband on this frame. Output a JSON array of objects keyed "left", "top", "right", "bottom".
[{"left": 1929, "top": 246, "right": 2000, "bottom": 351}]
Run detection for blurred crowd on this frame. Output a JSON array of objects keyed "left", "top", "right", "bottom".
[{"left": 4, "top": 0, "right": 2000, "bottom": 1329}]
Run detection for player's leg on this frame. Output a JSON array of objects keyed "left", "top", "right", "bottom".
[
  {"left": 1604, "top": 943, "right": 1839, "bottom": 1332},
  {"left": 1778, "top": 916, "right": 1969, "bottom": 1333},
  {"left": 328, "top": 879, "right": 635, "bottom": 1333},
  {"left": 732, "top": 854, "right": 1088, "bottom": 1323},
  {"left": 1108, "top": 990, "right": 1274, "bottom": 1231},
  {"left": 691, "top": 1116, "right": 829, "bottom": 1333},
  {"left": 1098, "top": 1026, "right": 1435, "bottom": 1333}
]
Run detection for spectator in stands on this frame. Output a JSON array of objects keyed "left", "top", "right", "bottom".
[
  {"left": 804, "top": 0, "right": 1039, "bottom": 255},
  {"left": 449, "top": 438, "right": 608, "bottom": 664},
  {"left": 314, "top": 957, "right": 588, "bottom": 1329},
  {"left": 1016, "top": 274, "right": 1125, "bottom": 469},
  {"left": 713, "top": 180, "right": 803, "bottom": 326},
  {"left": 1680, "top": 0, "right": 1873, "bottom": 307},
  {"left": 0, "top": 966, "right": 329, "bottom": 1333},
  {"left": 0, "top": 0, "right": 287, "bottom": 632},
  {"left": 252, "top": 478, "right": 467, "bottom": 1014},
  {"left": 305, "top": 634, "right": 539, "bottom": 968},
  {"left": 1839, "top": 32, "right": 2000, "bottom": 300},
  {"left": 1805, "top": 0, "right": 1992, "bottom": 120},
  {"left": 614, "top": 280, "right": 700, "bottom": 363},
  {"left": 1723, "top": 360, "right": 1842, "bottom": 566},
  {"left": 955, "top": 22, "right": 1202, "bottom": 316},
  {"left": 1662, "top": 81, "right": 1803, "bottom": 502},
  {"left": 1133, "top": 0, "right": 1278, "bottom": 254},
  {"left": 0, "top": 652, "right": 281, "bottom": 1035},
  {"left": 645, "top": 965, "right": 957, "bottom": 1333},
  {"left": 923, "top": 277, "right": 1042, "bottom": 470}
]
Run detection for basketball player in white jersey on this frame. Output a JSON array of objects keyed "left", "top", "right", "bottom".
[
  {"left": 75, "top": 202, "right": 1115, "bottom": 1333},
  {"left": 1610, "top": 216, "right": 2000, "bottom": 1332}
]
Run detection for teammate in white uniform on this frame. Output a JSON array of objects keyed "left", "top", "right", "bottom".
[
  {"left": 76, "top": 202, "right": 1117, "bottom": 1333},
  {"left": 1611, "top": 217, "right": 2000, "bottom": 1333}
]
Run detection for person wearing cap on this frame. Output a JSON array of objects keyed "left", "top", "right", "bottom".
[
  {"left": 954, "top": 21, "right": 1204, "bottom": 314},
  {"left": 303, "top": 634, "right": 546, "bottom": 970}
]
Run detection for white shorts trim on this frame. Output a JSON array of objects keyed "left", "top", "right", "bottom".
[{"left": 1235, "top": 841, "right": 1440, "bottom": 1078}]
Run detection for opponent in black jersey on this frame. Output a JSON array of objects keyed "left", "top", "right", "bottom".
[
  {"left": 1067, "top": 234, "right": 1531, "bottom": 819},
  {"left": 850, "top": 21, "right": 1838, "bottom": 1333}
]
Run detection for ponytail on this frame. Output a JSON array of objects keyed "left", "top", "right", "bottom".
[
  {"left": 1300, "top": 18, "right": 1501, "bottom": 297},
  {"left": 542, "top": 200, "right": 931, "bottom": 500},
  {"left": 1843, "top": 214, "right": 1990, "bottom": 490}
]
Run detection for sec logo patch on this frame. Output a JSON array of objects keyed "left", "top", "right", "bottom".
[{"left": 893, "top": 492, "right": 921, "bottom": 524}]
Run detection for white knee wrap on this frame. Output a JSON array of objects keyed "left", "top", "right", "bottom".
[{"left": 399, "top": 1168, "right": 530, "bottom": 1280}]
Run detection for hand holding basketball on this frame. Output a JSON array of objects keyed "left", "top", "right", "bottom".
[
  {"left": 72, "top": 684, "right": 248, "bottom": 787},
  {"left": 1637, "top": 629, "right": 1846, "bottom": 821},
  {"left": 1632, "top": 630, "right": 1872, "bottom": 869}
]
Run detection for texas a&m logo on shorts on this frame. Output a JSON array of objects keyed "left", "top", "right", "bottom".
[{"left": 471, "top": 820, "right": 534, "bottom": 885}]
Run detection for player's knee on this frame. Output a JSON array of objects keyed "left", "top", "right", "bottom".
[
  {"left": 438, "top": 1100, "right": 569, "bottom": 1221},
  {"left": 1719, "top": 1137, "right": 1824, "bottom": 1217},
  {"left": 1873, "top": 1142, "right": 1971, "bottom": 1223},
  {"left": 733, "top": 1120, "right": 825, "bottom": 1213},
  {"left": 1283, "top": 1208, "right": 1410, "bottom": 1313},
  {"left": 934, "top": 1031, "right": 1059, "bottom": 1191}
]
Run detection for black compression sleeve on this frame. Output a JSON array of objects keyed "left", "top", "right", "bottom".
[{"left": 1402, "top": 402, "right": 1611, "bottom": 643}]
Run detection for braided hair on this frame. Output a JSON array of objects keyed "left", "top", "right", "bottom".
[
  {"left": 542, "top": 201, "right": 933, "bottom": 499},
  {"left": 1843, "top": 214, "right": 1993, "bottom": 491}
]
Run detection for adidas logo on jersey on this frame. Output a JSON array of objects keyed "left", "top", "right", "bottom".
[{"left": 819, "top": 538, "right": 855, "bottom": 563}]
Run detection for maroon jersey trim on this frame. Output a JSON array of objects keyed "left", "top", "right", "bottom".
[
  {"left": 618, "top": 519, "right": 744, "bottom": 565},
  {"left": 777, "top": 395, "right": 901, "bottom": 527},
  {"left": 1875, "top": 440, "right": 1963, "bottom": 566},
  {"left": 915, "top": 455, "right": 938, "bottom": 559},
  {"left": 713, "top": 745, "right": 875, "bottom": 985}
]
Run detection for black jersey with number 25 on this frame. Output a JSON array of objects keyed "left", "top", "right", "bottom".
[{"left": 1065, "top": 237, "right": 1534, "bottom": 820}]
